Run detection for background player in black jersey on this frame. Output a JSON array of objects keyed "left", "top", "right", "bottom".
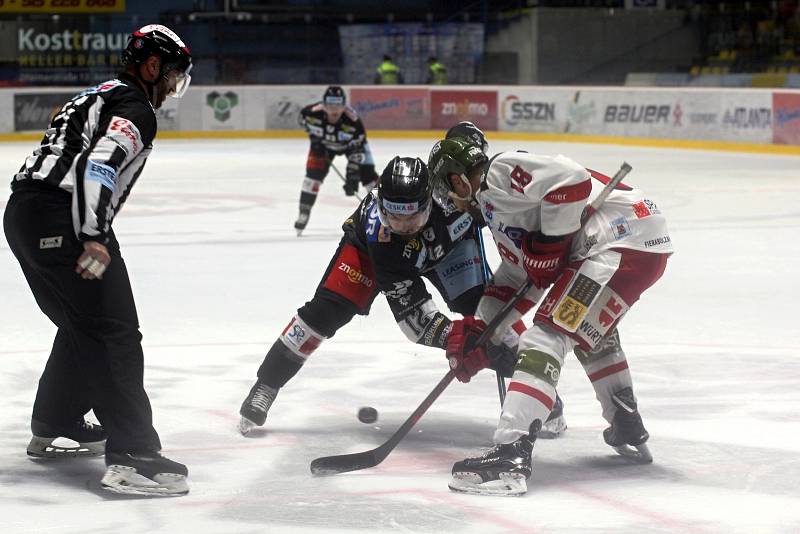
[
  {"left": 238, "top": 157, "right": 520, "bottom": 434},
  {"left": 294, "top": 86, "right": 380, "bottom": 234},
  {"left": 3, "top": 25, "right": 191, "bottom": 496}
]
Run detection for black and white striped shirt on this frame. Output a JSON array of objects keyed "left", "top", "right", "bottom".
[{"left": 13, "top": 73, "right": 157, "bottom": 244}]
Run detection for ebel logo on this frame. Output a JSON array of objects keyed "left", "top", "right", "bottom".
[
  {"left": 722, "top": 107, "right": 771, "bottom": 129},
  {"left": 502, "top": 95, "right": 555, "bottom": 126},
  {"left": 18, "top": 29, "right": 128, "bottom": 52},
  {"left": 604, "top": 105, "right": 670, "bottom": 124}
]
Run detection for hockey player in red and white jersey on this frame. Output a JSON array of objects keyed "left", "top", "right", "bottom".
[{"left": 427, "top": 137, "right": 673, "bottom": 496}]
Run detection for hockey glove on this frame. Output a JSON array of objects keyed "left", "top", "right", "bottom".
[
  {"left": 521, "top": 231, "right": 572, "bottom": 289},
  {"left": 446, "top": 317, "right": 490, "bottom": 383},
  {"left": 486, "top": 341, "right": 518, "bottom": 378}
]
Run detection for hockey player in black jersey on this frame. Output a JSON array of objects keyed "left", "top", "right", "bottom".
[
  {"left": 239, "top": 156, "right": 520, "bottom": 434},
  {"left": 294, "top": 85, "right": 380, "bottom": 234},
  {"left": 3, "top": 24, "right": 191, "bottom": 496}
]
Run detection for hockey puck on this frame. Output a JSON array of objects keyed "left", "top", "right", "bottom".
[{"left": 357, "top": 406, "right": 378, "bottom": 424}]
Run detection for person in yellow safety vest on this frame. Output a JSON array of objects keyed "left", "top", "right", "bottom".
[
  {"left": 427, "top": 56, "right": 448, "bottom": 85},
  {"left": 374, "top": 54, "right": 404, "bottom": 84}
]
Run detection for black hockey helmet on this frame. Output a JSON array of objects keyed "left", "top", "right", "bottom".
[
  {"left": 122, "top": 24, "right": 192, "bottom": 97},
  {"left": 376, "top": 156, "right": 432, "bottom": 236},
  {"left": 323, "top": 85, "right": 346, "bottom": 107},
  {"left": 445, "top": 121, "right": 489, "bottom": 154}
]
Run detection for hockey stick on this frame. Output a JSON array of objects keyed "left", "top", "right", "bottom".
[
  {"left": 474, "top": 225, "right": 507, "bottom": 406},
  {"left": 309, "top": 279, "right": 528, "bottom": 476},
  {"left": 309, "top": 161, "right": 633, "bottom": 477},
  {"left": 331, "top": 162, "right": 363, "bottom": 201}
]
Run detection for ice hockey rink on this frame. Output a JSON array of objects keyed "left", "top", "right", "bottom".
[{"left": 0, "top": 136, "right": 798, "bottom": 534}]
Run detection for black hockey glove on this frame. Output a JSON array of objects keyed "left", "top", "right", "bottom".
[{"left": 486, "top": 342, "right": 518, "bottom": 378}]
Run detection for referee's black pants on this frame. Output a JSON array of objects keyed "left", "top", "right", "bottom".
[{"left": 3, "top": 184, "right": 161, "bottom": 454}]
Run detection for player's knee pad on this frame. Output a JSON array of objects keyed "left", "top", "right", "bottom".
[{"left": 278, "top": 314, "right": 327, "bottom": 362}]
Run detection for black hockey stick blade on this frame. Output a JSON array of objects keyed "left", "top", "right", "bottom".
[{"left": 310, "top": 370, "right": 456, "bottom": 476}]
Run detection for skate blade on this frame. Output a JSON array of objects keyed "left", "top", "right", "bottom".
[
  {"left": 27, "top": 436, "right": 105, "bottom": 458},
  {"left": 448, "top": 472, "right": 527, "bottom": 497},
  {"left": 537, "top": 416, "right": 567, "bottom": 440},
  {"left": 237, "top": 417, "right": 258, "bottom": 436},
  {"left": 612, "top": 442, "right": 653, "bottom": 464},
  {"left": 101, "top": 465, "right": 189, "bottom": 496}
]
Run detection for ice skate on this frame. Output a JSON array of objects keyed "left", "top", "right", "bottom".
[
  {"left": 294, "top": 207, "right": 310, "bottom": 236},
  {"left": 238, "top": 380, "right": 279, "bottom": 435},
  {"left": 27, "top": 418, "right": 107, "bottom": 458},
  {"left": 101, "top": 451, "right": 188, "bottom": 496},
  {"left": 449, "top": 421, "right": 539, "bottom": 496},
  {"left": 537, "top": 394, "right": 567, "bottom": 439},
  {"left": 603, "top": 387, "right": 652, "bottom": 464}
]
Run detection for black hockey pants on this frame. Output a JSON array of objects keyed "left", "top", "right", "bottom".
[{"left": 3, "top": 184, "right": 161, "bottom": 453}]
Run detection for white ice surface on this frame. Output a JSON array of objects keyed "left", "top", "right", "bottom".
[{"left": 1, "top": 137, "right": 799, "bottom": 534}]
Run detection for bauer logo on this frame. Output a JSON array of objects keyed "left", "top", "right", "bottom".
[
  {"left": 604, "top": 104, "right": 670, "bottom": 124},
  {"left": 206, "top": 91, "right": 239, "bottom": 122}
]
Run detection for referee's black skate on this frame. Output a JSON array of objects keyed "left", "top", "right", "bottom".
[
  {"left": 27, "top": 418, "right": 107, "bottom": 458},
  {"left": 603, "top": 387, "right": 652, "bottom": 463},
  {"left": 238, "top": 380, "right": 279, "bottom": 435},
  {"left": 102, "top": 450, "right": 189, "bottom": 496},
  {"left": 449, "top": 421, "right": 540, "bottom": 496}
]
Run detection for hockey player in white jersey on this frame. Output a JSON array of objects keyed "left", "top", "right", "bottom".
[{"left": 427, "top": 137, "right": 673, "bottom": 496}]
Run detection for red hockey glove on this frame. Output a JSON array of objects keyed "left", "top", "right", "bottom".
[
  {"left": 446, "top": 317, "right": 490, "bottom": 383},
  {"left": 521, "top": 232, "right": 572, "bottom": 289}
]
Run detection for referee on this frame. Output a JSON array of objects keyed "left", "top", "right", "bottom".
[{"left": 3, "top": 25, "right": 192, "bottom": 496}]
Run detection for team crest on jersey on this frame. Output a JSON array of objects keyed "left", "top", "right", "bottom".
[
  {"left": 553, "top": 274, "right": 601, "bottom": 332},
  {"left": 610, "top": 217, "right": 631, "bottom": 240}
]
